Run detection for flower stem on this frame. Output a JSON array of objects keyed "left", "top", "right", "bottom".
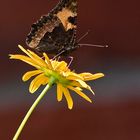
[{"left": 13, "top": 84, "right": 51, "bottom": 140}]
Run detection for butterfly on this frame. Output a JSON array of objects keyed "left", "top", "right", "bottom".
[{"left": 26, "top": 0, "right": 78, "bottom": 57}]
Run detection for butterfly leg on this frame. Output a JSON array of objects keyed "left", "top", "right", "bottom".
[
  {"left": 67, "top": 56, "right": 74, "bottom": 68},
  {"left": 52, "top": 50, "right": 65, "bottom": 60},
  {"left": 56, "top": 56, "right": 61, "bottom": 61}
]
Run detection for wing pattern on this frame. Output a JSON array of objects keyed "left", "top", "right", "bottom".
[{"left": 26, "top": 0, "right": 78, "bottom": 55}]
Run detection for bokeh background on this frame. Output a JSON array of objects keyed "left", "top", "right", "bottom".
[{"left": 1, "top": 0, "right": 140, "bottom": 139}]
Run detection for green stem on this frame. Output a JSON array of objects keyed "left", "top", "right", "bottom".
[{"left": 13, "top": 83, "right": 51, "bottom": 140}]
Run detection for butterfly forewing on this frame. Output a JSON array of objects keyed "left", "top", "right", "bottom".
[{"left": 26, "top": 0, "right": 78, "bottom": 56}]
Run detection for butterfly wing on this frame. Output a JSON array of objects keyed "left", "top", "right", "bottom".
[{"left": 26, "top": 0, "right": 77, "bottom": 55}]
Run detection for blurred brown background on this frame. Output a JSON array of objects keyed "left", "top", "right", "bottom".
[{"left": 0, "top": 0, "right": 140, "bottom": 140}]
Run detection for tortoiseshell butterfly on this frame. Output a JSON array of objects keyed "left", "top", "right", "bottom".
[{"left": 26, "top": 0, "right": 78, "bottom": 56}]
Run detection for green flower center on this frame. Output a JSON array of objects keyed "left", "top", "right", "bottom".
[{"left": 43, "top": 68, "right": 71, "bottom": 86}]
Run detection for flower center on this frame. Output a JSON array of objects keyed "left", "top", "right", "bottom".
[{"left": 43, "top": 68, "right": 71, "bottom": 86}]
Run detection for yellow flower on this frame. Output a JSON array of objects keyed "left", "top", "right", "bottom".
[{"left": 9, "top": 45, "right": 104, "bottom": 109}]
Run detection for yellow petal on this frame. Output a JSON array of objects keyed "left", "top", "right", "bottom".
[
  {"left": 87, "top": 86, "right": 95, "bottom": 95},
  {"left": 18, "top": 45, "right": 32, "bottom": 57},
  {"left": 64, "top": 71, "right": 83, "bottom": 81},
  {"left": 75, "top": 79, "right": 94, "bottom": 94},
  {"left": 75, "top": 87, "right": 83, "bottom": 91},
  {"left": 27, "top": 49, "right": 47, "bottom": 67},
  {"left": 42, "top": 78, "right": 49, "bottom": 85},
  {"left": 71, "top": 81, "right": 82, "bottom": 87},
  {"left": 9, "top": 54, "right": 40, "bottom": 69},
  {"left": 29, "top": 74, "right": 46, "bottom": 93},
  {"left": 70, "top": 81, "right": 94, "bottom": 94},
  {"left": 54, "top": 61, "right": 68, "bottom": 71},
  {"left": 68, "top": 86, "right": 92, "bottom": 103},
  {"left": 57, "top": 83, "right": 63, "bottom": 101},
  {"left": 18, "top": 45, "right": 36, "bottom": 61},
  {"left": 18, "top": 45, "right": 47, "bottom": 68},
  {"left": 62, "top": 86, "right": 73, "bottom": 109},
  {"left": 50, "top": 60, "right": 58, "bottom": 69},
  {"left": 75, "top": 79, "right": 89, "bottom": 88},
  {"left": 22, "top": 70, "right": 43, "bottom": 81},
  {"left": 79, "top": 72, "right": 93, "bottom": 77},
  {"left": 67, "top": 75, "right": 83, "bottom": 81},
  {"left": 43, "top": 53, "right": 53, "bottom": 69},
  {"left": 80, "top": 73, "right": 104, "bottom": 81}
]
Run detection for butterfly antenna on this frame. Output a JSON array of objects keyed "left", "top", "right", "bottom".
[
  {"left": 77, "top": 30, "right": 90, "bottom": 43},
  {"left": 79, "top": 44, "right": 108, "bottom": 48}
]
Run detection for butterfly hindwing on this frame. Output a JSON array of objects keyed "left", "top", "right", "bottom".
[{"left": 26, "top": 0, "right": 78, "bottom": 55}]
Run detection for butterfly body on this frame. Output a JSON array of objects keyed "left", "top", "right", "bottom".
[{"left": 26, "top": 0, "right": 78, "bottom": 56}]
